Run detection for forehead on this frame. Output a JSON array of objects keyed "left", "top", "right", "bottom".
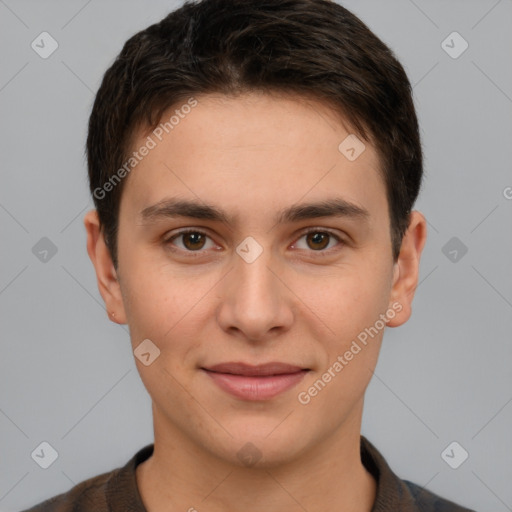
[{"left": 120, "top": 92, "right": 387, "bottom": 227}]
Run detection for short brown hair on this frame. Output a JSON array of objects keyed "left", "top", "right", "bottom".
[{"left": 87, "top": 0, "right": 423, "bottom": 269}]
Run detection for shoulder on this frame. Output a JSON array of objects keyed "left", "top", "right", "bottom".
[
  {"left": 360, "top": 436, "right": 478, "bottom": 512},
  {"left": 19, "top": 468, "right": 114, "bottom": 512},
  {"left": 19, "top": 444, "right": 153, "bottom": 512},
  {"left": 404, "top": 479, "right": 477, "bottom": 512}
]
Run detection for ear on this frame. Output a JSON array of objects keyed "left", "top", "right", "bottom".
[
  {"left": 386, "top": 210, "right": 427, "bottom": 327},
  {"left": 83, "top": 209, "right": 127, "bottom": 324}
]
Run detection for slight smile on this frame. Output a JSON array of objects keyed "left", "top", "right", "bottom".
[{"left": 201, "top": 362, "right": 311, "bottom": 401}]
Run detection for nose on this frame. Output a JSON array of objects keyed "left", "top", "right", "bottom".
[{"left": 215, "top": 243, "right": 294, "bottom": 343}]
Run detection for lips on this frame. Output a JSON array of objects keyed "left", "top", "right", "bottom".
[
  {"left": 201, "top": 362, "right": 309, "bottom": 400},
  {"left": 204, "top": 362, "right": 306, "bottom": 376}
]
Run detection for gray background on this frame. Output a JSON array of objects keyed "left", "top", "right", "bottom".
[{"left": 1, "top": 1, "right": 511, "bottom": 511}]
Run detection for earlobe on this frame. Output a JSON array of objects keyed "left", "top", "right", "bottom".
[
  {"left": 386, "top": 210, "right": 427, "bottom": 328},
  {"left": 83, "top": 209, "right": 127, "bottom": 324}
]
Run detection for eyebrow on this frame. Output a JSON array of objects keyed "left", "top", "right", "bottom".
[{"left": 138, "top": 197, "right": 370, "bottom": 226}]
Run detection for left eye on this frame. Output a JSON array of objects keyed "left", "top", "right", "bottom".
[{"left": 293, "top": 230, "right": 342, "bottom": 251}]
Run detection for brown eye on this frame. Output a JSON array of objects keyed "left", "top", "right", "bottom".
[
  {"left": 166, "top": 230, "right": 216, "bottom": 252},
  {"left": 182, "top": 232, "right": 206, "bottom": 250},
  {"left": 306, "top": 232, "right": 330, "bottom": 250},
  {"left": 293, "top": 229, "right": 343, "bottom": 253},
  {"left": 306, "top": 231, "right": 330, "bottom": 250}
]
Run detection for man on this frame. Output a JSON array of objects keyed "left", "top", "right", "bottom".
[{"left": 23, "top": 0, "right": 476, "bottom": 510}]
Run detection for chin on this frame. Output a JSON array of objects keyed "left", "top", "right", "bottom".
[{"left": 207, "top": 422, "right": 311, "bottom": 469}]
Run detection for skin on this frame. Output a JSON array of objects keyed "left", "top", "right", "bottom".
[{"left": 84, "top": 91, "right": 427, "bottom": 512}]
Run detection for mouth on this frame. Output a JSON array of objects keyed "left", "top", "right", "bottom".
[{"left": 201, "top": 362, "right": 310, "bottom": 401}]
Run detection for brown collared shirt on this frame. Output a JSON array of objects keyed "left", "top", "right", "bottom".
[{"left": 21, "top": 436, "right": 477, "bottom": 511}]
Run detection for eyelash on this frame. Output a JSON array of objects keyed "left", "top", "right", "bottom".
[{"left": 163, "top": 227, "right": 345, "bottom": 257}]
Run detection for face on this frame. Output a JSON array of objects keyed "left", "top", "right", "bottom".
[{"left": 85, "top": 91, "right": 426, "bottom": 468}]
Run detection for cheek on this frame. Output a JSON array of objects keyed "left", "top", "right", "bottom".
[
  {"left": 296, "top": 272, "right": 388, "bottom": 413},
  {"left": 121, "top": 272, "right": 203, "bottom": 403},
  {"left": 119, "top": 240, "right": 180, "bottom": 321},
  {"left": 300, "top": 264, "right": 392, "bottom": 342},
  {"left": 120, "top": 259, "right": 216, "bottom": 364}
]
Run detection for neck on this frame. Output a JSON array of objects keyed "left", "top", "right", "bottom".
[{"left": 136, "top": 405, "right": 376, "bottom": 512}]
